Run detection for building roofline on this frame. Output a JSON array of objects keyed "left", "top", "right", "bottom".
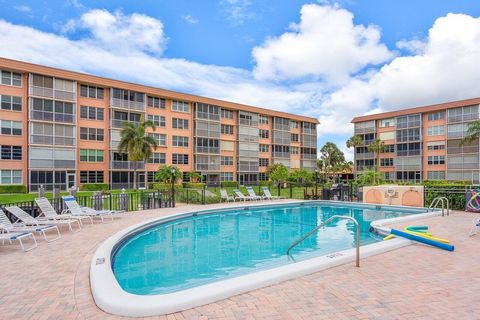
[
  {"left": 0, "top": 56, "right": 319, "bottom": 124},
  {"left": 351, "top": 97, "right": 480, "bottom": 123}
]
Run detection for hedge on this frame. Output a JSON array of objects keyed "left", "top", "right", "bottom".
[
  {"left": 220, "top": 181, "right": 239, "bottom": 188},
  {"left": 423, "top": 180, "right": 474, "bottom": 210},
  {"left": 0, "top": 185, "right": 26, "bottom": 194},
  {"left": 182, "top": 182, "right": 205, "bottom": 189},
  {"left": 80, "top": 183, "right": 109, "bottom": 191},
  {"left": 148, "top": 183, "right": 183, "bottom": 190}
]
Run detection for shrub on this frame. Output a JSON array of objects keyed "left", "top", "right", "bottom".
[
  {"left": 423, "top": 180, "right": 472, "bottom": 210},
  {"left": 220, "top": 181, "right": 238, "bottom": 188},
  {"left": 80, "top": 183, "right": 109, "bottom": 191},
  {"left": 0, "top": 185, "right": 26, "bottom": 194},
  {"left": 148, "top": 183, "right": 182, "bottom": 190},
  {"left": 182, "top": 182, "right": 205, "bottom": 189}
]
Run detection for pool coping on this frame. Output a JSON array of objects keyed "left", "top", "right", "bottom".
[{"left": 90, "top": 200, "right": 443, "bottom": 317}]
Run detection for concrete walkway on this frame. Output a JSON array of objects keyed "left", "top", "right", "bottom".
[{"left": 1, "top": 202, "right": 479, "bottom": 320}]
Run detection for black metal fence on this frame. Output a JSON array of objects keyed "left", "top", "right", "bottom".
[
  {"left": 0, "top": 190, "right": 174, "bottom": 219},
  {"left": 424, "top": 185, "right": 479, "bottom": 210}
]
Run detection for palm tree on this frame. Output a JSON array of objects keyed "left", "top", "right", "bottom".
[
  {"left": 118, "top": 119, "right": 157, "bottom": 189},
  {"left": 346, "top": 135, "right": 363, "bottom": 149},
  {"left": 461, "top": 120, "right": 480, "bottom": 145},
  {"left": 367, "top": 138, "right": 386, "bottom": 185}
]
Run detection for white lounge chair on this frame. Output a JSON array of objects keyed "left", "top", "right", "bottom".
[
  {"left": 62, "top": 196, "right": 121, "bottom": 222},
  {"left": 6, "top": 206, "right": 82, "bottom": 233},
  {"left": 245, "top": 186, "right": 264, "bottom": 201},
  {"left": 470, "top": 217, "right": 480, "bottom": 236},
  {"left": 220, "top": 189, "right": 235, "bottom": 202},
  {"left": 233, "top": 189, "right": 252, "bottom": 201},
  {"left": 262, "top": 187, "right": 284, "bottom": 200},
  {"left": 35, "top": 197, "right": 93, "bottom": 226},
  {"left": 0, "top": 208, "right": 60, "bottom": 242},
  {"left": 0, "top": 223, "right": 37, "bottom": 252}
]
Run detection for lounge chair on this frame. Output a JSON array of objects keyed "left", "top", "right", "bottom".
[
  {"left": 6, "top": 206, "right": 82, "bottom": 233},
  {"left": 0, "top": 208, "right": 60, "bottom": 242},
  {"left": 0, "top": 223, "right": 37, "bottom": 252},
  {"left": 245, "top": 186, "right": 264, "bottom": 201},
  {"left": 262, "top": 187, "right": 284, "bottom": 200},
  {"left": 35, "top": 197, "right": 93, "bottom": 226},
  {"left": 470, "top": 217, "right": 480, "bottom": 236},
  {"left": 233, "top": 189, "right": 252, "bottom": 201},
  {"left": 62, "top": 196, "right": 121, "bottom": 222},
  {"left": 220, "top": 189, "right": 235, "bottom": 202}
]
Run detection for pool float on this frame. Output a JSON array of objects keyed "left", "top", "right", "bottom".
[{"left": 390, "top": 229, "right": 454, "bottom": 251}]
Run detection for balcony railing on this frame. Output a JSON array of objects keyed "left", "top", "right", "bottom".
[
  {"left": 355, "top": 152, "right": 374, "bottom": 160},
  {"left": 239, "top": 118, "right": 258, "bottom": 127},
  {"left": 273, "top": 152, "right": 290, "bottom": 159},
  {"left": 447, "top": 162, "right": 479, "bottom": 170},
  {"left": 238, "top": 163, "right": 259, "bottom": 172},
  {"left": 238, "top": 150, "right": 259, "bottom": 158},
  {"left": 30, "top": 86, "right": 53, "bottom": 99},
  {"left": 30, "top": 135, "right": 76, "bottom": 146},
  {"left": 110, "top": 161, "right": 145, "bottom": 170},
  {"left": 447, "top": 113, "right": 479, "bottom": 123},
  {"left": 195, "top": 164, "right": 221, "bottom": 171},
  {"left": 30, "top": 86, "right": 76, "bottom": 102},
  {"left": 300, "top": 153, "right": 317, "bottom": 160},
  {"left": 447, "top": 146, "right": 479, "bottom": 154},
  {"left": 195, "top": 111, "right": 220, "bottom": 121},
  {"left": 54, "top": 90, "right": 76, "bottom": 102},
  {"left": 195, "top": 146, "right": 220, "bottom": 154},
  {"left": 30, "top": 111, "right": 75, "bottom": 124},
  {"left": 111, "top": 119, "right": 140, "bottom": 129},
  {"left": 110, "top": 98, "right": 145, "bottom": 111}
]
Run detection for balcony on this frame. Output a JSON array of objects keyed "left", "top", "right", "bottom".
[
  {"left": 110, "top": 98, "right": 145, "bottom": 111},
  {"left": 30, "top": 86, "right": 53, "bottom": 99},
  {"left": 301, "top": 160, "right": 317, "bottom": 170},
  {"left": 239, "top": 118, "right": 258, "bottom": 127},
  {"left": 195, "top": 111, "right": 220, "bottom": 121},
  {"left": 54, "top": 90, "right": 75, "bottom": 102},
  {"left": 448, "top": 113, "right": 479, "bottom": 123},
  {"left": 447, "top": 146, "right": 479, "bottom": 154},
  {"left": 238, "top": 162, "right": 259, "bottom": 172},
  {"left": 301, "top": 153, "right": 317, "bottom": 160},
  {"left": 110, "top": 161, "right": 145, "bottom": 170},
  {"left": 355, "top": 152, "right": 374, "bottom": 160},
  {"left": 30, "top": 111, "right": 75, "bottom": 124},
  {"left": 195, "top": 163, "right": 221, "bottom": 171},
  {"left": 238, "top": 150, "right": 259, "bottom": 158},
  {"left": 111, "top": 119, "right": 140, "bottom": 129},
  {"left": 354, "top": 127, "right": 375, "bottom": 135},
  {"left": 273, "top": 152, "right": 290, "bottom": 159},
  {"left": 195, "top": 146, "right": 220, "bottom": 154}
]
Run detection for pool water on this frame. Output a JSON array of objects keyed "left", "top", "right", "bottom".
[{"left": 112, "top": 202, "right": 427, "bottom": 295}]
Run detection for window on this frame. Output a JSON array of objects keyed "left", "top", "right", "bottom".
[
  {"left": 427, "top": 171, "right": 445, "bottom": 180},
  {"left": 172, "top": 100, "right": 189, "bottom": 113},
  {"left": 1, "top": 95, "right": 22, "bottom": 111},
  {"left": 259, "top": 129, "right": 269, "bottom": 139},
  {"left": 259, "top": 158, "right": 269, "bottom": 167},
  {"left": 147, "top": 96, "right": 166, "bottom": 108},
  {"left": 427, "top": 125, "right": 445, "bottom": 136},
  {"left": 0, "top": 170, "right": 22, "bottom": 184},
  {"left": 172, "top": 153, "right": 189, "bottom": 165},
  {"left": 396, "top": 128, "right": 421, "bottom": 142},
  {"left": 80, "top": 85, "right": 104, "bottom": 99},
  {"left": 147, "top": 171, "right": 159, "bottom": 183},
  {"left": 220, "top": 172, "right": 233, "bottom": 181},
  {"left": 384, "top": 144, "right": 395, "bottom": 153},
  {"left": 379, "top": 131, "right": 395, "bottom": 140},
  {"left": 291, "top": 133, "right": 299, "bottom": 142},
  {"left": 80, "top": 106, "right": 104, "bottom": 120},
  {"left": 259, "top": 115, "right": 269, "bottom": 124},
  {"left": 80, "top": 127, "right": 104, "bottom": 141},
  {"left": 147, "top": 115, "right": 166, "bottom": 127},
  {"left": 380, "top": 158, "right": 394, "bottom": 167},
  {"left": 396, "top": 171, "right": 422, "bottom": 182},
  {"left": 221, "top": 124, "right": 234, "bottom": 135},
  {"left": 380, "top": 118, "right": 395, "bottom": 127},
  {"left": 149, "top": 133, "right": 167, "bottom": 146},
  {"left": 79, "top": 149, "right": 104, "bottom": 162},
  {"left": 427, "top": 155, "right": 445, "bottom": 165},
  {"left": 259, "top": 172, "right": 267, "bottom": 181},
  {"left": 427, "top": 112, "right": 445, "bottom": 121},
  {"left": 259, "top": 144, "right": 269, "bottom": 153},
  {"left": 290, "top": 120, "right": 298, "bottom": 129},
  {"left": 396, "top": 142, "right": 421, "bottom": 156},
  {"left": 148, "top": 153, "right": 166, "bottom": 164},
  {"left": 172, "top": 136, "right": 189, "bottom": 147},
  {"left": 0, "top": 120, "right": 22, "bottom": 135},
  {"left": 427, "top": 141, "right": 445, "bottom": 150},
  {"left": 221, "top": 156, "right": 233, "bottom": 166},
  {"left": 220, "top": 140, "right": 234, "bottom": 151},
  {"left": 80, "top": 171, "right": 104, "bottom": 183},
  {"left": 1, "top": 145, "right": 22, "bottom": 160},
  {"left": 291, "top": 146, "right": 299, "bottom": 155},
  {"left": 1, "top": 70, "right": 22, "bottom": 87},
  {"left": 221, "top": 108, "right": 233, "bottom": 119},
  {"left": 172, "top": 118, "right": 189, "bottom": 129}
]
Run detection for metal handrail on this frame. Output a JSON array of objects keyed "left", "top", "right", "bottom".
[
  {"left": 286, "top": 215, "right": 360, "bottom": 267},
  {"left": 429, "top": 197, "right": 449, "bottom": 216}
]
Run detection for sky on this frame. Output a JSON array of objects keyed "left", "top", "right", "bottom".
[{"left": 1, "top": 0, "right": 480, "bottom": 160}]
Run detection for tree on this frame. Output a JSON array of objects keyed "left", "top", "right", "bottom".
[
  {"left": 288, "top": 168, "right": 313, "bottom": 184},
  {"left": 461, "top": 120, "right": 480, "bottom": 145},
  {"left": 356, "top": 169, "right": 384, "bottom": 186},
  {"left": 319, "top": 142, "right": 346, "bottom": 180},
  {"left": 187, "top": 172, "right": 202, "bottom": 183},
  {"left": 366, "top": 138, "right": 386, "bottom": 185},
  {"left": 266, "top": 163, "right": 289, "bottom": 186},
  {"left": 156, "top": 165, "right": 182, "bottom": 184},
  {"left": 118, "top": 119, "right": 157, "bottom": 189},
  {"left": 346, "top": 135, "right": 363, "bottom": 149}
]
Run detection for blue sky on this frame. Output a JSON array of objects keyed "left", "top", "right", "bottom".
[{"left": 1, "top": 0, "right": 480, "bottom": 159}]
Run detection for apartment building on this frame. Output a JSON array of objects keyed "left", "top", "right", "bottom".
[
  {"left": 351, "top": 98, "right": 480, "bottom": 183},
  {"left": 0, "top": 57, "right": 318, "bottom": 191}
]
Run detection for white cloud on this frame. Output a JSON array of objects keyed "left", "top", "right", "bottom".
[
  {"left": 182, "top": 14, "right": 199, "bottom": 24},
  {"left": 221, "top": 0, "right": 254, "bottom": 26},
  {"left": 252, "top": 4, "right": 392, "bottom": 83},
  {"left": 62, "top": 9, "right": 167, "bottom": 55},
  {"left": 14, "top": 5, "right": 31, "bottom": 13}
]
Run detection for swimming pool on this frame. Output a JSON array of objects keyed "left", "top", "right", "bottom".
[{"left": 91, "top": 200, "right": 437, "bottom": 316}]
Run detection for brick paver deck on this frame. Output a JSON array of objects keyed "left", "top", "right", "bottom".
[{"left": 1, "top": 201, "right": 479, "bottom": 320}]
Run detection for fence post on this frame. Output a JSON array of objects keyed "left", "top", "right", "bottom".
[
  {"left": 289, "top": 183, "right": 293, "bottom": 199},
  {"left": 202, "top": 186, "right": 206, "bottom": 205},
  {"left": 277, "top": 184, "right": 281, "bottom": 197}
]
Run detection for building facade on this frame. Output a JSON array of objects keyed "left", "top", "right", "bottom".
[
  {"left": 0, "top": 58, "right": 318, "bottom": 191},
  {"left": 351, "top": 98, "right": 480, "bottom": 184}
]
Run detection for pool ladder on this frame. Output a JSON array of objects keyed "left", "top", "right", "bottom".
[
  {"left": 429, "top": 197, "right": 450, "bottom": 216},
  {"left": 286, "top": 215, "right": 360, "bottom": 267}
]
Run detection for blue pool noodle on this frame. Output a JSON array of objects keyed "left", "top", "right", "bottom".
[{"left": 390, "top": 229, "right": 454, "bottom": 252}]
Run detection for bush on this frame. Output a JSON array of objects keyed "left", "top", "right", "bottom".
[
  {"left": 148, "top": 183, "right": 182, "bottom": 190},
  {"left": 80, "top": 183, "right": 109, "bottom": 191},
  {"left": 182, "top": 182, "right": 205, "bottom": 189},
  {"left": 220, "top": 181, "right": 238, "bottom": 188},
  {"left": 423, "top": 180, "right": 472, "bottom": 210},
  {"left": 0, "top": 185, "right": 26, "bottom": 194}
]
